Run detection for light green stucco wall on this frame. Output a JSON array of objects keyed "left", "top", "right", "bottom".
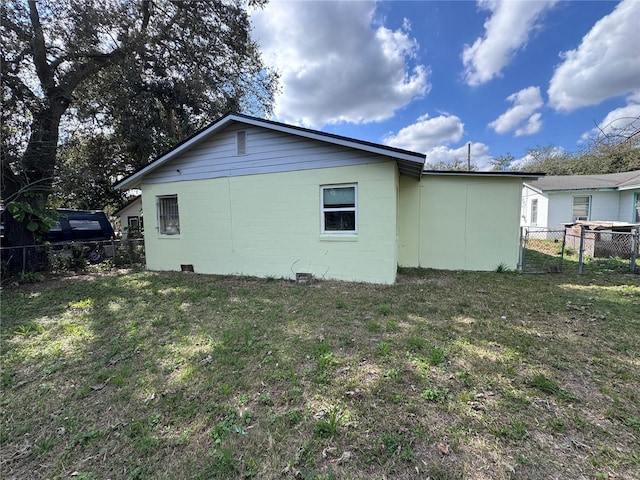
[
  {"left": 398, "top": 175, "right": 524, "bottom": 270},
  {"left": 141, "top": 163, "right": 399, "bottom": 284}
]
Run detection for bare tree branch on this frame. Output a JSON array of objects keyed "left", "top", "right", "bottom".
[{"left": 28, "top": 0, "right": 54, "bottom": 92}]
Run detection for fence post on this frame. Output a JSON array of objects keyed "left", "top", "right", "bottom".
[
  {"left": 578, "top": 225, "right": 585, "bottom": 275},
  {"left": 632, "top": 229, "right": 638, "bottom": 274},
  {"left": 519, "top": 227, "right": 527, "bottom": 271},
  {"left": 559, "top": 228, "right": 567, "bottom": 273},
  {"left": 22, "top": 246, "right": 27, "bottom": 273}
]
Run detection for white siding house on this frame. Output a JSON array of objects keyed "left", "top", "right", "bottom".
[
  {"left": 113, "top": 196, "right": 142, "bottom": 234},
  {"left": 522, "top": 170, "right": 640, "bottom": 230}
]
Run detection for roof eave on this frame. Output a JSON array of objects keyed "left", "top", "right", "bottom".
[
  {"left": 618, "top": 184, "right": 640, "bottom": 191},
  {"left": 115, "top": 112, "right": 426, "bottom": 189},
  {"left": 423, "top": 170, "right": 544, "bottom": 179}
]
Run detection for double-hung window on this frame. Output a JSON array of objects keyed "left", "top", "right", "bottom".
[
  {"left": 634, "top": 193, "right": 640, "bottom": 223},
  {"left": 572, "top": 196, "right": 591, "bottom": 221},
  {"left": 321, "top": 184, "right": 357, "bottom": 234},
  {"left": 157, "top": 195, "right": 180, "bottom": 235}
]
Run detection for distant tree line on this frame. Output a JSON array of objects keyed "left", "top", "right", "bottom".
[{"left": 491, "top": 117, "right": 640, "bottom": 174}]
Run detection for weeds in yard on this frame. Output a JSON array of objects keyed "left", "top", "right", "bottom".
[
  {"left": 421, "top": 387, "right": 447, "bottom": 403},
  {"left": 1, "top": 269, "right": 639, "bottom": 479},
  {"left": 379, "top": 432, "right": 414, "bottom": 462},
  {"left": 377, "top": 341, "right": 391, "bottom": 357},
  {"left": 314, "top": 406, "right": 343, "bottom": 439},
  {"left": 428, "top": 346, "right": 446, "bottom": 366}
]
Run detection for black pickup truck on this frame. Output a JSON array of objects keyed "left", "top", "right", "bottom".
[{"left": 47, "top": 209, "right": 115, "bottom": 262}]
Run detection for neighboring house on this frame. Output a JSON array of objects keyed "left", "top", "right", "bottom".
[
  {"left": 116, "top": 113, "right": 540, "bottom": 284},
  {"left": 114, "top": 196, "right": 143, "bottom": 234},
  {"left": 521, "top": 170, "right": 640, "bottom": 230}
]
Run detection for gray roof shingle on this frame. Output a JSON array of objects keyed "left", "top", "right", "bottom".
[{"left": 526, "top": 170, "right": 640, "bottom": 192}]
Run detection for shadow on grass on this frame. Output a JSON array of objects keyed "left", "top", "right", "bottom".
[{"left": 2, "top": 269, "right": 639, "bottom": 479}]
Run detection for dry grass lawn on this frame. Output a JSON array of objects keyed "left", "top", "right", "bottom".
[{"left": 1, "top": 268, "right": 639, "bottom": 479}]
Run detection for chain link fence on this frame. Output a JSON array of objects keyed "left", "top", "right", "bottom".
[
  {"left": 521, "top": 226, "right": 639, "bottom": 274},
  {"left": 519, "top": 228, "right": 568, "bottom": 273},
  {"left": 1, "top": 238, "right": 145, "bottom": 278}
]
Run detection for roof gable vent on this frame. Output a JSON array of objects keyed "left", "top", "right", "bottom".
[{"left": 236, "top": 131, "right": 247, "bottom": 155}]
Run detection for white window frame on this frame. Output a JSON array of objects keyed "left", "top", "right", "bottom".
[
  {"left": 572, "top": 195, "right": 591, "bottom": 221},
  {"left": 530, "top": 199, "right": 538, "bottom": 225},
  {"left": 157, "top": 195, "right": 180, "bottom": 235},
  {"left": 634, "top": 193, "right": 640, "bottom": 223},
  {"left": 321, "top": 184, "right": 357, "bottom": 234}
]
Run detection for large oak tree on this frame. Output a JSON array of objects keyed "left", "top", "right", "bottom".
[{"left": 1, "top": 0, "right": 277, "bottom": 248}]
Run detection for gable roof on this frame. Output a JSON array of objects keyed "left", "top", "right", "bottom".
[
  {"left": 113, "top": 195, "right": 141, "bottom": 217},
  {"left": 525, "top": 170, "right": 640, "bottom": 193},
  {"left": 115, "top": 112, "right": 426, "bottom": 190}
]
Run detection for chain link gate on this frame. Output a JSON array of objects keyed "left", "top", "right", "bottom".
[{"left": 520, "top": 228, "right": 568, "bottom": 273}]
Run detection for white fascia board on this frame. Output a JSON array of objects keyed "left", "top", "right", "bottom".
[
  {"left": 544, "top": 187, "right": 618, "bottom": 194},
  {"left": 523, "top": 183, "right": 544, "bottom": 195},
  {"left": 618, "top": 184, "right": 640, "bottom": 191}
]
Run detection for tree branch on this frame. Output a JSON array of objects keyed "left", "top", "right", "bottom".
[
  {"left": 3, "top": 13, "right": 31, "bottom": 42},
  {"left": 0, "top": 60, "right": 40, "bottom": 111},
  {"left": 27, "top": 0, "right": 54, "bottom": 92}
]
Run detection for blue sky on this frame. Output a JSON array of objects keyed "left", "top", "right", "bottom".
[{"left": 251, "top": 0, "right": 640, "bottom": 169}]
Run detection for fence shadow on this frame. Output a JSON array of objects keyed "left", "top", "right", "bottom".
[{"left": 521, "top": 226, "right": 638, "bottom": 274}]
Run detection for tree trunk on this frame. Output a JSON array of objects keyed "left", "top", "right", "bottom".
[{"left": 2, "top": 101, "right": 65, "bottom": 248}]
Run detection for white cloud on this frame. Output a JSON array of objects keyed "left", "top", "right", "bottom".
[
  {"left": 548, "top": 0, "right": 640, "bottom": 111},
  {"left": 579, "top": 93, "right": 640, "bottom": 142},
  {"left": 515, "top": 112, "right": 542, "bottom": 137},
  {"left": 382, "top": 113, "right": 464, "bottom": 151},
  {"left": 251, "top": 1, "right": 430, "bottom": 128},
  {"left": 462, "top": 0, "right": 558, "bottom": 86},
  {"left": 425, "top": 143, "right": 493, "bottom": 171},
  {"left": 383, "top": 114, "right": 493, "bottom": 170},
  {"left": 489, "top": 86, "right": 543, "bottom": 136}
]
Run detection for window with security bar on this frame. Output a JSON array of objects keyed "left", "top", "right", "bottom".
[{"left": 157, "top": 195, "right": 180, "bottom": 235}]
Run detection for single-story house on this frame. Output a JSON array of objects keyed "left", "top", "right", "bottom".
[
  {"left": 521, "top": 170, "right": 640, "bottom": 230},
  {"left": 115, "top": 113, "right": 541, "bottom": 284},
  {"left": 113, "top": 196, "right": 143, "bottom": 234}
]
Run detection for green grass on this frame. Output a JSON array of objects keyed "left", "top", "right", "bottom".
[{"left": 1, "top": 269, "right": 639, "bottom": 479}]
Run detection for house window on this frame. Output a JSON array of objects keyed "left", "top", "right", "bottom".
[
  {"left": 635, "top": 193, "right": 640, "bottom": 223},
  {"left": 157, "top": 195, "right": 180, "bottom": 235},
  {"left": 572, "top": 196, "right": 591, "bottom": 221},
  {"left": 236, "top": 131, "right": 247, "bottom": 155},
  {"left": 530, "top": 199, "right": 538, "bottom": 225},
  {"left": 127, "top": 216, "right": 140, "bottom": 228},
  {"left": 321, "top": 184, "right": 357, "bottom": 233}
]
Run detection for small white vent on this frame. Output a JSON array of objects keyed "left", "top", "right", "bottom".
[{"left": 236, "top": 131, "right": 247, "bottom": 155}]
